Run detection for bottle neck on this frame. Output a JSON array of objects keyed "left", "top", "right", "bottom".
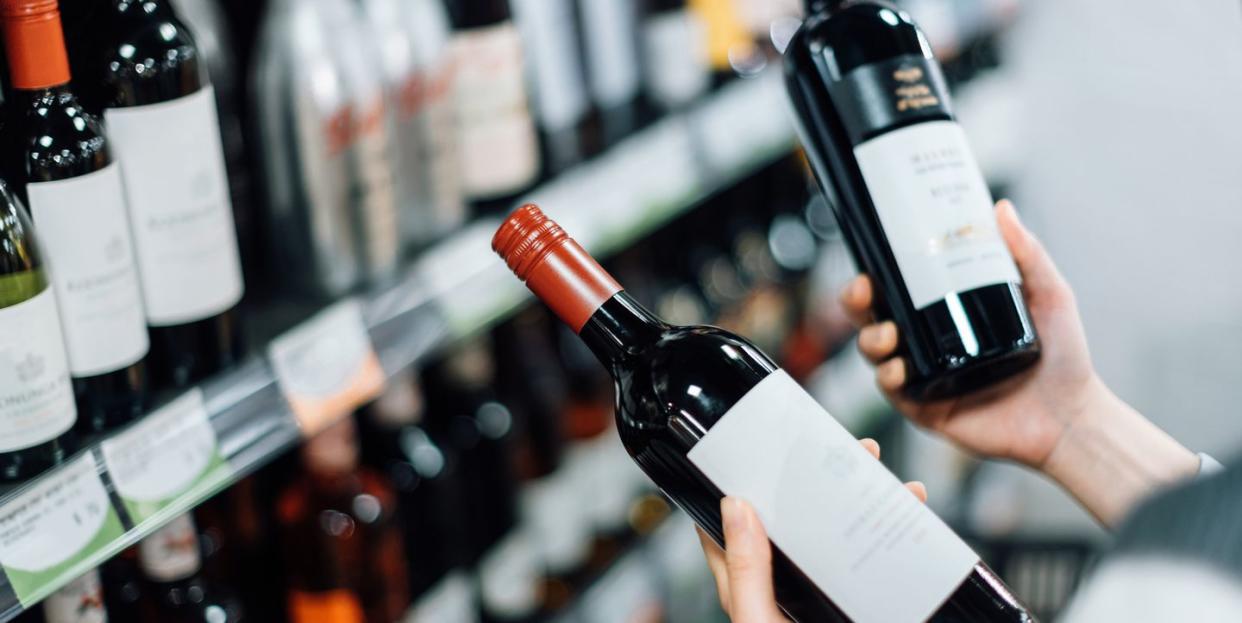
[
  {"left": 579, "top": 292, "right": 667, "bottom": 368},
  {"left": 1, "top": 8, "right": 71, "bottom": 90},
  {"left": 805, "top": 0, "right": 846, "bottom": 15}
]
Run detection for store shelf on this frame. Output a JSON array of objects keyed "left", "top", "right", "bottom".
[{"left": 0, "top": 68, "right": 794, "bottom": 621}]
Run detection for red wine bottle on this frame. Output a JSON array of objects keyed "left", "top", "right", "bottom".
[
  {"left": 0, "top": 0, "right": 148, "bottom": 434},
  {"left": 81, "top": 0, "right": 245, "bottom": 389},
  {"left": 493, "top": 204, "right": 1033, "bottom": 623},
  {"left": 137, "top": 514, "right": 245, "bottom": 622},
  {"left": 784, "top": 0, "right": 1038, "bottom": 399}
]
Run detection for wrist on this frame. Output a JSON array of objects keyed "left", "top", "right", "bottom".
[{"left": 1040, "top": 379, "right": 1199, "bottom": 527}]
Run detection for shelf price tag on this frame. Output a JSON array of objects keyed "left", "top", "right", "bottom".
[
  {"left": 0, "top": 455, "right": 124, "bottom": 606},
  {"left": 99, "top": 389, "right": 230, "bottom": 525},
  {"left": 269, "top": 299, "right": 385, "bottom": 436}
]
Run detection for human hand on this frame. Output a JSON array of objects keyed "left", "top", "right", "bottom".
[
  {"left": 697, "top": 440, "right": 926, "bottom": 621},
  {"left": 841, "top": 200, "right": 1099, "bottom": 469},
  {"left": 842, "top": 201, "right": 1198, "bottom": 525}
]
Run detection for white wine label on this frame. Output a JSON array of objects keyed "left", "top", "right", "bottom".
[
  {"left": 688, "top": 370, "right": 979, "bottom": 623},
  {"left": 419, "top": 66, "right": 466, "bottom": 235},
  {"left": 27, "top": 164, "right": 149, "bottom": 377},
  {"left": 450, "top": 23, "right": 540, "bottom": 199},
  {"left": 578, "top": 0, "right": 641, "bottom": 107},
  {"left": 477, "top": 528, "right": 540, "bottom": 617},
  {"left": 269, "top": 299, "right": 385, "bottom": 435},
  {"left": 512, "top": 0, "right": 589, "bottom": 130},
  {"left": 0, "top": 288, "right": 76, "bottom": 452},
  {"left": 0, "top": 455, "right": 124, "bottom": 606},
  {"left": 407, "top": 571, "right": 479, "bottom": 623},
  {"left": 99, "top": 389, "right": 230, "bottom": 524},
  {"left": 137, "top": 513, "right": 201, "bottom": 582},
  {"left": 520, "top": 465, "right": 592, "bottom": 573},
  {"left": 104, "top": 86, "right": 245, "bottom": 326},
  {"left": 350, "top": 96, "right": 401, "bottom": 278},
  {"left": 854, "top": 121, "right": 1020, "bottom": 309},
  {"left": 642, "top": 10, "right": 710, "bottom": 110},
  {"left": 42, "top": 568, "right": 107, "bottom": 623}
]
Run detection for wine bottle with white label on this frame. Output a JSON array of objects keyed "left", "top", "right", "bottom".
[
  {"left": 42, "top": 568, "right": 109, "bottom": 623},
  {"left": 493, "top": 204, "right": 1033, "bottom": 622},
  {"left": 0, "top": 179, "right": 76, "bottom": 482},
  {"left": 784, "top": 0, "right": 1038, "bottom": 400},
  {"left": 82, "top": 0, "right": 246, "bottom": 389},
  {"left": 1, "top": 0, "right": 148, "bottom": 434}
]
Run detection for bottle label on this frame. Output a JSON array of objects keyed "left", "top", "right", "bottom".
[
  {"left": 137, "top": 513, "right": 201, "bottom": 582},
  {"left": 27, "top": 164, "right": 149, "bottom": 376},
  {"left": 349, "top": 95, "right": 401, "bottom": 277},
  {"left": 512, "top": 0, "right": 590, "bottom": 130},
  {"left": 854, "top": 120, "right": 1020, "bottom": 309},
  {"left": 419, "top": 64, "right": 467, "bottom": 234},
  {"left": 409, "top": 571, "right": 479, "bottom": 623},
  {"left": 104, "top": 86, "right": 245, "bottom": 326},
  {"left": 450, "top": 23, "right": 540, "bottom": 199},
  {"left": 642, "top": 10, "right": 710, "bottom": 110},
  {"left": 42, "top": 569, "right": 107, "bottom": 623},
  {"left": 578, "top": 0, "right": 641, "bottom": 107},
  {"left": 0, "top": 288, "right": 76, "bottom": 452},
  {"left": 687, "top": 370, "right": 979, "bottom": 623}
]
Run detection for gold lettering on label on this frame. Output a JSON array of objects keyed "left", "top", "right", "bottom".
[
  {"left": 893, "top": 66, "right": 925, "bottom": 83},
  {"left": 892, "top": 65, "right": 939, "bottom": 112}
]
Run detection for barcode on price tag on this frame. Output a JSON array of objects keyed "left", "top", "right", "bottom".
[
  {"left": 0, "top": 455, "right": 124, "bottom": 606},
  {"left": 99, "top": 389, "right": 231, "bottom": 525},
  {"left": 269, "top": 299, "right": 386, "bottom": 436}
]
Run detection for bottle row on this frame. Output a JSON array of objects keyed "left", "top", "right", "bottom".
[{"left": 14, "top": 158, "right": 829, "bottom": 623}]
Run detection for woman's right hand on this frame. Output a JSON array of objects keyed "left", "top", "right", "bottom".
[{"left": 842, "top": 200, "right": 1198, "bottom": 526}]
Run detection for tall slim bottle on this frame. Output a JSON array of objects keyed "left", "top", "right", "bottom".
[
  {"left": 0, "top": 0, "right": 147, "bottom": 433},
  {"left": 79, "top": 0, "right": 245, "bottom": 389},
  {"left": 445, "top": 0, "right": 541, "bottom": 215},
  {"left": 493, "top": 204, "right": 1034, "bottom": 622},
  {"left": 783, "top": 0, "right": 1038, "bottom": 399},
  {"left": 251, "top": 0, "right": 360, "bottom": 298},
  {"left": 576, "top": 0, "right": 646, "bottom": 146},
  {"left": 0, "top": 178, "right": 74, "bottom": 481}
]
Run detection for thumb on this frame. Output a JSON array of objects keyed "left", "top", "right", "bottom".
[
  {"left": 995, "top": 200, "right": 1069, "bottom": 307},
  {"left": 722, "top": 497, "right": 784, "bottom": 622}
]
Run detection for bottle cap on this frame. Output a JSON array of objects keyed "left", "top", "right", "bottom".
[
  {"left": 493, "top": 205, "right": 622, "bottom": 333},
  {"left": 0, "top": 0, "right": 70, "bottom": 90}
]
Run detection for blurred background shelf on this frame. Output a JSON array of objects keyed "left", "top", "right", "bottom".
[{"left": 0, "top": 69, "right": 793, "bottom": 622}]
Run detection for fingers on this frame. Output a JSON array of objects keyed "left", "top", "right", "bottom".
[
  {"left": 857, "top": 321, "right": 899, "bottom": 363},
  {"left": 698, "top": 528, "right": 732, "bottom": 615},
  {"left": 906, "top": 481, "right": 928, "bottom": 504},
  {"left": 876, "top": 358, "right": 907, "bottom": 393},
  {"left": 860, "top": 438, "right": 880, "bottom": 460},
  {"left": 839, "top": 276, "right": 874, "bottom": 328},
  {"left": 995, "top": 200, "right": 1070, "bottom": 307},
  {"left": 722, "top": 498, "right": 785, "bottom": 622}
]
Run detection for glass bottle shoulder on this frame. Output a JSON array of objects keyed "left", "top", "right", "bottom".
[
  {"left": 101, "top": 2, "right": 205, "bottom": 103},
  {"left": 13, "top": 89, "right": 110, "bottom": 181},
  {"left": 786, "top": 1, "right": 929, "bottom": 80},
  {"left": 613, "top": 324, "right": 776, "bottom": 445}
]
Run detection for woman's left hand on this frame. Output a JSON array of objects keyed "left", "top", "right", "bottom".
[{"left": 697, "top": 439, "right": 927, "bottom": 621}]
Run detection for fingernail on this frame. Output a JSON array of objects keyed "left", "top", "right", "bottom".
[
  {"left": 722, "top": 497, "right": 749, "bottom": 536},
  {"left": 1000, "top": 200, "right": 1022, "bottom": 224}
]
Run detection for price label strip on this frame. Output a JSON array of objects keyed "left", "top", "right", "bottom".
[
  {"left": 269, "top": 299, "right": 385, "bottom": 436},
  {"left": 0, "top": 455, "right": 124, "bottom": 606},
  {"left": 99, "top": 389, "right": 231, "bottom": 525}
]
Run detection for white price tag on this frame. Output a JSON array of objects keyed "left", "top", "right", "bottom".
[
  {"left": 269, "top": 299, "right": 385, "bottom": 435},
  {"left": 0, "top": 455, "right": 124, "bottom": 606},
  {"left": 99, "top": 389, "right": 230, "bottom": 524}
]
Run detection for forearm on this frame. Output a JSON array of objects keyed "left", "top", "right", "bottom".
[{"left": 1041, "top": 380, "right": 1200, "bottom": 528}]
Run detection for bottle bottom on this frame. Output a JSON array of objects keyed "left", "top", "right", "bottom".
[{"left": 905, "top": 339, "right": 1041, "bottom": 401}]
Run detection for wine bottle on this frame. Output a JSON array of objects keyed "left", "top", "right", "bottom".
[
  {"left": 137, "top": 514, "right": 245, "bottom": 622},
  {"left": 80, "top": 0, "right": 245, "bottom": 389},
  {"left": 575, "top": 0, "right": 646, "bottom": 146},
  {"left": 1, "top": 0, "right": 148, "bottom": 435},
  {"left": 401, "top": 0, "right": 467, "bottom": 239},
  {"left": 784, "top": 0, "right": 1038, "bottom": 399},
  {"left": 315, "top": 0, "right": 402, "bottom": 286},
  {"left": 0, "top": 179, "right": 75, "bottom": 481},
  {"left": 493, "top": 204, "right": 1034, "bottom": 623},
  {"left": 510, "top": 0, "right": 596, "bottom": 177},
  {"left": 277, "top": 417, "right": 410, "bottom": 623},
  {"left": 689, "top": 0, "right": 765, "bottom": 84},
  {"left": 42, "top": 569, "right": 109, "bottom": 623},
  {"left": 250, "top": 0, "right": 361, "bottom": 298},
  {"left": 640, "top": 0, "right": 710, "bottom": 114},
  {"left": 444, "top": 0, "right": 541, "bottom": 215}
]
